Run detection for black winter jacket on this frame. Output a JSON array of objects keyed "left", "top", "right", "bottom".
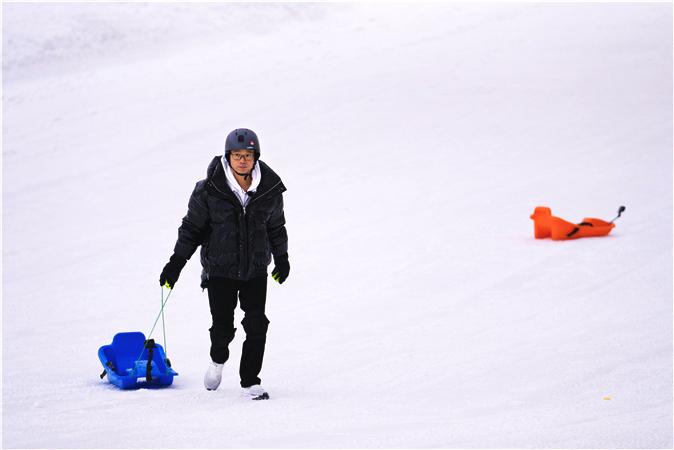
[{"left": 173, "top": 156, "right": 288, "bottom": 284}]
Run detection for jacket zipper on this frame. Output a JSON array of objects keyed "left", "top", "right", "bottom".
[
  {"left": 208, "top": 180, "right": 247, "bottom": 277},
  {"left": 239, "top": 181, "right": 281, "bottom": 276}
]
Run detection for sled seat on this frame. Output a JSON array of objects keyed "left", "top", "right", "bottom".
[{"left": 98, "top": 332, "right": 178, "bottom": 389}]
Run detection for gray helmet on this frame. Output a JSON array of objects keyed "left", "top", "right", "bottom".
[{"left": 225, "top": 128, "right": 260, "bottom": 162}]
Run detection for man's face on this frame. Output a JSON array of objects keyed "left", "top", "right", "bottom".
[{"left": 230, "top": 150, "right": 255, "bottom": 173}]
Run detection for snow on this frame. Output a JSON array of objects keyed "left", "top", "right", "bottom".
[{"left": 2, "top": 3, "right": 672, "bottom": 448}]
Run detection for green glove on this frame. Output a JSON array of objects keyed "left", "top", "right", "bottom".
[{"left": 271, "top": 253, "right": 289, "bottom": 284}]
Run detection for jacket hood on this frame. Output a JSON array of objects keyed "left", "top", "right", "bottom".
[{"left": 206, "top": 155, "right": 220, "bottom": 179}]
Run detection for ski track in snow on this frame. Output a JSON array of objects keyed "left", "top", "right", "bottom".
[{"left": 3, "top": 3, "right": 672, "bottom": 448}]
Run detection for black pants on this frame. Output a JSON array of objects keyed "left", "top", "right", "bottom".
[{"left": 207, "top": 275, "right": 270, "bottom": 388}]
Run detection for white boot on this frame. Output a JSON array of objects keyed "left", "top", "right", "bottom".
[
  {"left": 241, "top": 384, "right": 269, "bottom": 400},
  {"left": 204, "top": 361, "right": 224, "bottom": 391}
]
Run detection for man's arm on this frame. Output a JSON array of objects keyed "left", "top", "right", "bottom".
[
  {"left": 269, "top": 194, "right": 289, "bottom": 284},
  {"left": 174, "top": 180, "right": 211, "bottom": 260},
  {"left": 267, "top": 195, "right": 288, "bottom": 259}
]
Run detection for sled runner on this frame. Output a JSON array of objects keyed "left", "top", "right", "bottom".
[
  {"left": 98, "top": 332, "right": 178, "bottom": 389},
  {"left": 530, "top": 206, "right": 623, "bottom": 240}
]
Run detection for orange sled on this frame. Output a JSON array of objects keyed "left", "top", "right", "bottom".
[{"left": 530, "top": 206, "right": 624, "bottom": 240}]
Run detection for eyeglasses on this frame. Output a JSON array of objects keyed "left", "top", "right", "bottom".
[{"left": 230, "top": 152, "right": 255, "bottom": 161}]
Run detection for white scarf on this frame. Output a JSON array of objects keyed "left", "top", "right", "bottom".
[{"left": 221, "top": 155, "right": 261, "bottom": 208}]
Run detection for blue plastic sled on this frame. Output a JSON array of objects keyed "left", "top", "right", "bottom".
[{"left": 98, "top": 332, "right": 178, "bottom": 389}]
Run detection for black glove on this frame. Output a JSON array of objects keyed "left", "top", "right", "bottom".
[
  {"left": 271, "top": 253, "right": 290, "bottom": 284},
  {"left": 159, "top": 254, "right": 187, "bottom": 288}
]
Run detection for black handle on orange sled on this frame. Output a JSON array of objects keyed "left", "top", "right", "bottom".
[{"left": 610, "top": 206, "right": 626, "bottom": 224}]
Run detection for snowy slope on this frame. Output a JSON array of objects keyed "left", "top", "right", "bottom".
[{"left": 3, "top": 3, "right": 672, "bottom": 448}]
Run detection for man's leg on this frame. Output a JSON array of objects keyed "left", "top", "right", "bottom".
[
  {"left": 207, "top": 276, "right": 239, "bottom": 364},
  {"left": 238, "top": 275, "right": 269, "bottom": 387}
]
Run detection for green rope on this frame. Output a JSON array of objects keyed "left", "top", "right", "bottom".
[
  {"left": 132, "top": 286, "right": 173, "bottom": 370},
  {"left": 161, "top": 287, "right": 168, "bottom": 358}
]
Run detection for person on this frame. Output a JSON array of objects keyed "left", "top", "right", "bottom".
[{"left": 159, "top": 128, "right": 289, "bottom": 400}]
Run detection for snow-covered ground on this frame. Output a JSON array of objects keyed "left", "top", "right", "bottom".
[{"left": 3, "top": 3, "right": 672, "bottom": 448}]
